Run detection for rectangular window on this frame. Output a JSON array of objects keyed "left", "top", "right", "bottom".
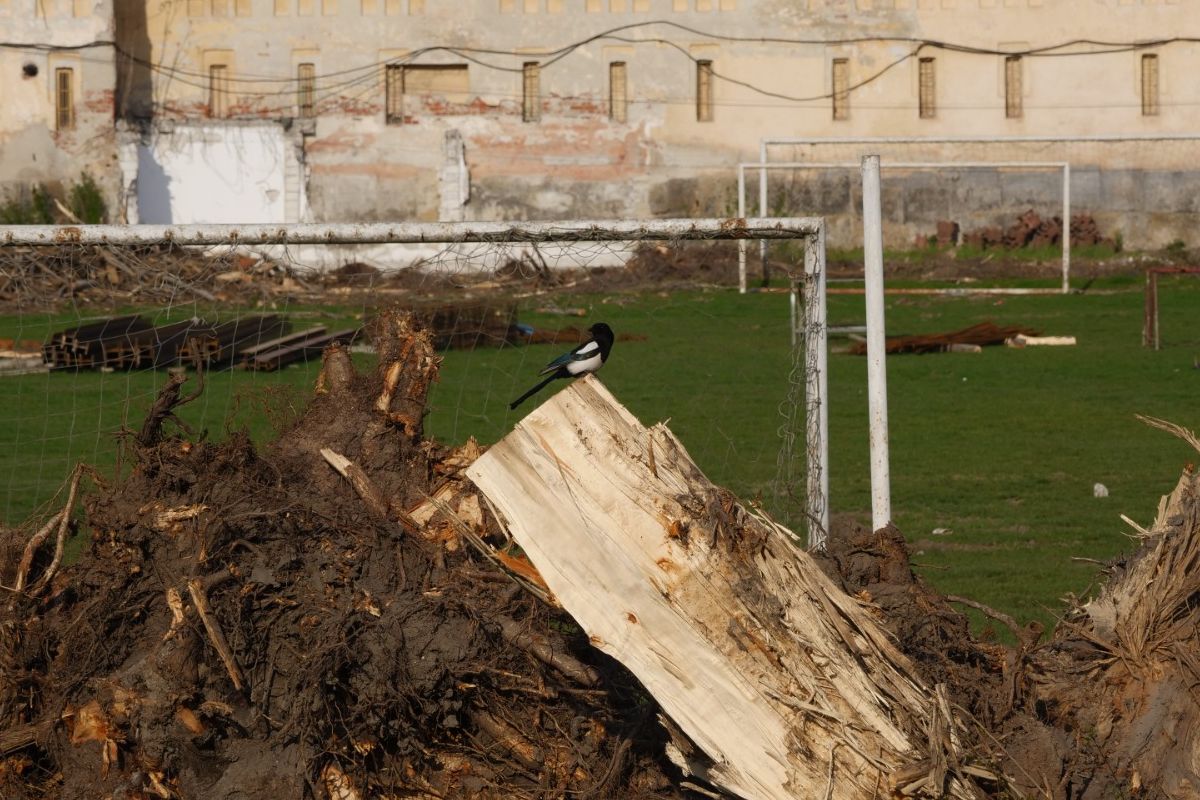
[
  {"left": 385, "top": 63, "right": 404, "bottom": 123},
  {"left": 831, "top": 58, "right": 849, "bottom": 121},
  {"left": 1141, "top": 54, "right": 1159, "bottom": 116},
  {"left": 918, "top": 56, "right": 936, "bottom": 119},
  {"left": 55, "top": 68, "right": 74, "bottom": 130},
  {"left": 696, "top": 59, "right": 713, "bottom": 122},
  {"left": 297, "top": 62, "right": 316, "bottom": 117},
  {"left": 209, "top": 64, "right": 229, "bottom": 118},
  {"left": 386, "top": 64, "right": 469, "bottom": 123},
  {"left": 609, "top": 61, "right": 627, "bottom": 123},
  {"left": 1004, "top": 56, "right": 1022, "bottom": 118},
  {"left": 523, "top": 62, "right": 540, "bottom": 122}
]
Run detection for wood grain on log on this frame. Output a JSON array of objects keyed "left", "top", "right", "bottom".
[{"left": 467, "top": 376, "right": 978, "bottom": 800}]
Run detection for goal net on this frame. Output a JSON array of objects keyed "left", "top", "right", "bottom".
[{"left": 0, "top": 218, "right": 829, "bottom": 546}]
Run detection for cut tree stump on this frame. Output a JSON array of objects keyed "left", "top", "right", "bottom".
[{"left": 467, "top": 376, "right": 981, "bottom": 800}]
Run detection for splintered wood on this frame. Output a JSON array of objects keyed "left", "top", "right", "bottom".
[{"left": 467, "top": 376, "right": 976, "bottom": 800}]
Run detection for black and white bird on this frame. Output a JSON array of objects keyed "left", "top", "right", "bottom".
[{"left": 509, "top": 322, "right": 614, "bottom": 410}]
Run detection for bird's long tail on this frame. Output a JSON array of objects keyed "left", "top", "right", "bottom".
[{"left": 509, "top": 374, "right": 558, "bottom": 410}]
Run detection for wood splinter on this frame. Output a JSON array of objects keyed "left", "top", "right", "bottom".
[{"left": 186, "top": 578, "right": 245, "bottom": 692}]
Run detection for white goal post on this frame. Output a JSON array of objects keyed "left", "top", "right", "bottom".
[
  {"left": 736, "top": 160, "right": 1072, "bottom": 295},
  {"left": 0, "top": 217, "right": 832, "bottom": 549}
]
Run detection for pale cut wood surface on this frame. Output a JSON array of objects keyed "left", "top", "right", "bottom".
[{"left": 466, "top": 376, "right": 974, "bottom": 800}]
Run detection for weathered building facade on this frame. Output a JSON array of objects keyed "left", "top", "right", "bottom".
[
  {"left": 3, "top": 0, "right": 1199, "bottom": 246},
  {"left": 0, "top": 0, "right": 118, "bottom": 214}
]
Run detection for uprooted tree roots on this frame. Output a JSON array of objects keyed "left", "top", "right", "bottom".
[
  {"left": 3, "top": 310, "right": 1199, "bottom": 799},
  {"left": 0, "top": 311, "right": 678, "bottom": 800}
]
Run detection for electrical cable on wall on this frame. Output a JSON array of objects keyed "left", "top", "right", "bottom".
[{"left": 1, "top": 19, "right": 1194, "bottom": 118}]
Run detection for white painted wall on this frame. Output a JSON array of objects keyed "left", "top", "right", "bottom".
[{"left": 137, "top": 123, "right": 291, "bottom": 224}]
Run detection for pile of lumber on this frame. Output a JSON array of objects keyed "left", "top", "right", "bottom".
[
  {"left": 180, "top": 315, "right": 291, "bottom": 368},
  {"left": 40, "top": 314, "right": 356, "bottom": 372},
  {"left": 848, "top": 321, "right": 1038, "bottom": 355},
  {"left": 42, "top": 314, "right": 154, "bottom": 370},
  {"left": 238, "top": 325, "right": 359, "bottom": 371}
]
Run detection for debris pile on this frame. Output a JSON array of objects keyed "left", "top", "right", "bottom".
[
  {"left": 848, "top": 321, "right": 1038, "bottom": 355},
  {"left": 0, "top": 311, "right": 683, "bottom": 800},
  {"left": 954, "top": 211, "right": 1116, "bottom": 251},
  {"left": 3, "top": 312, "right": 1199, "bottom": 799}
]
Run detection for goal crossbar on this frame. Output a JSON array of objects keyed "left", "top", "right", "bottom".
[{"left": 0, "top": 218, "right": 823, "bottom": 247}]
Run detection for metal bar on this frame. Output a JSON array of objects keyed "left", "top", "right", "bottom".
[
  {"left": 739, "top": 161, "right": 1069, "bottom": 169},
  {"left": 803, "top": 221, "right": 830, "bottom": 550},
  {"left": 1147, "top": 272, "right": 1156, "bottom": 350},
  {"left": 861, "top": 156, "right": 892, "bottom": 534},
  {"left": 0, "top": 218, "right": 822, "bottom": 247},
  {"left": 758, "top": 141, "right": 769, "bottom": 288},
  {"left": 1143, "top": 270, "right": 1155, "bottom": 349},
  {"left": 1062, "top": 163, "right": 1071, "bottom": 294},
  {"left": 763, "top": 133, "right": 1200, "bottom": 146},
  {"left": 737, "top": 165, "right": 747, "bottom": 294}
]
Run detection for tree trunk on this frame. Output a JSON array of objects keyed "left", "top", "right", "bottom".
[{"left": 467, "top": 376, "right": 983, "bottom": 800}]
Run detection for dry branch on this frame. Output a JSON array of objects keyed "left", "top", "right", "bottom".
[
  {"left": 14, "top": 464, "right": 85, "bottom": 594},
  {"left": 493, "top": 614, "right": 600, "bottom": 687},
  {"left": 320, "top": 447, "right": 422, "bottom": 533},
  {"left": 186, "top": 578, "right": 245, "bottom": 692}
]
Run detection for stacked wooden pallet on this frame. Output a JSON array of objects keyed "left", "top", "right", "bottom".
[
  {"left": 240, "top": 326, "right": 360, "bottom": 371},
  {"left": 40, "top": 314, "right": 353, "bottom": 372},
  {"left": 181, "top": 315, "right": 292, "bottom": 368}
]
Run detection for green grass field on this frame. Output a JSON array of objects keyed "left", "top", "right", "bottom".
[{"left": 3, "top": 275, "right": 1198, "bottom": 634}]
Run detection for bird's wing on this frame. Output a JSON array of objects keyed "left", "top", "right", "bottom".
[{"left": 538, "top": 339, "right": 599, "bottom": 375}]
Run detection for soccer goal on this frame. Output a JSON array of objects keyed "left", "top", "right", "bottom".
[
  {"left": 737, "top": 159, "right": 1072, "bottom": 295},
  {"left": 0, "top": 218, "right": 831, "bottom": 548}
]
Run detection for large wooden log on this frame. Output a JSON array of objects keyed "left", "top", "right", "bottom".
[{"left": 466, "top": 376, "right": 978, "bottom": 800}]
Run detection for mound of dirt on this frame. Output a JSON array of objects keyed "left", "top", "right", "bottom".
[{"left": 0, "top": 311, "right": 680, "bottom": 800}]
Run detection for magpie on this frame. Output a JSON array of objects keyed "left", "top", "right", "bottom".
[{"left": 509, "top": 322, "right": 614, "bottom": 410}]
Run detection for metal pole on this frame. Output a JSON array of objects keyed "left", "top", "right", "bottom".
[
  {"left": 759, "top": 140, "right": 769, "bottom": 287},
  {"left": 0, "top": 218, "right": 823, "bottom": 247},
  {"left": 1152, "top": 271, "right": 1160, "bottom": 350},
  {"left": 763, "top": 133, "right": 1200, "bottom": 148},
  {"left": 804, "top": 221, "right": 830, "bottom": 550},
  {"left": 789, "top": 278, "right": 798, "bottom": 349},
  {"left": 1062, "top": 163, "right": 1071, "bottom": 294},
  {"left": 737, "top": 165, "right": 747, "bottom": 294},
  {"left": 861, "top": 155, "right": 892, "bottom": 533}
]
